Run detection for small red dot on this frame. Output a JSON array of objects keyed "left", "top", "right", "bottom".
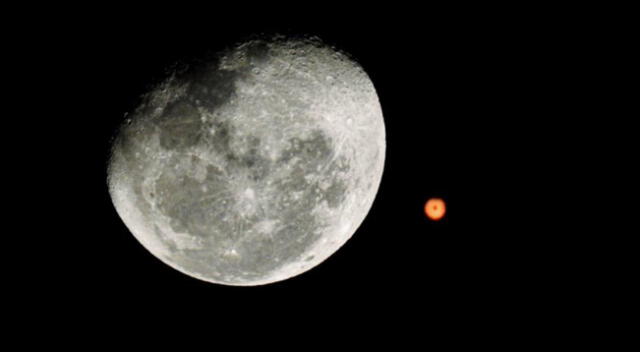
[{"left": 425, "top": 198, "right": 446, "bottom": 221}]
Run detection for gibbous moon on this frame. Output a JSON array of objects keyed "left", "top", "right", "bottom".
[{"left": 108, "top": 36, "right": 386, "bottom": 285}]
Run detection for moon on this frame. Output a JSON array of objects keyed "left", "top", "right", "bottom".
[{"left": 108, "top": 36, "right": 386, "bottom": 285}]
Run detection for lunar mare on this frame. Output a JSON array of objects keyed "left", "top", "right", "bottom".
[{"left": 108, "top": 36, "right": 385, "bottom": 285}]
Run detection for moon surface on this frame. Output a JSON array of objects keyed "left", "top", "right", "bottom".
[{"left": 108, "top": 36, "right": 386, "bottom": 285}]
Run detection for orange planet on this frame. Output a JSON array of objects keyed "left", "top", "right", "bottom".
[{"left": 424, "top": 198, "right": 446, "bottom": 221}]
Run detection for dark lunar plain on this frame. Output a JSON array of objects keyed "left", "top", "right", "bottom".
[{"left": 21, "top": 4, "right": 584, "bottom": 337}]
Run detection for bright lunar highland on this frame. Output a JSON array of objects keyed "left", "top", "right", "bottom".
[{"left": 108, "top": 36, "right": 386, "bottom": 285}]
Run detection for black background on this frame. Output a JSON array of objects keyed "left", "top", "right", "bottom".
[{"left": 25, "top": 5, "right": 578, "bottom": 332}]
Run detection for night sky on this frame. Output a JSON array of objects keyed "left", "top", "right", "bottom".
[{"left": 26, "top": 6, "right": 571, "bottom": 332}]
